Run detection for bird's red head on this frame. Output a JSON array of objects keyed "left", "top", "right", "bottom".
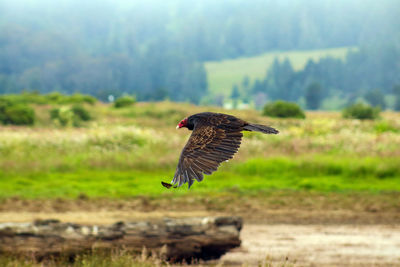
[{"left": 176, "top": 118, "right": 188, "bottom": 129}]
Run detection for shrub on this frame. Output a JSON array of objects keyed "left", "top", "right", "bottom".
[
  {"left": 342, "top": 103, "right": 380, "bottom": 120},
  {"left": 69, "top": 93, "right": 97, "bottom": 105},
  {"left": 46, "top": 92, "right": 64, "bottom": 103},
  {"left": 50, "top": 105, "right": 92, "bottom": 127},
  {"left": 263, "top": 100, "right": 305, "bottom": 118},
  {"left": 2, "top": 104, "right": 35, "bottom": 125},
  {"left": 50, "top": 107, "right": 76, "bottom": 126},
  {"left": 71, "top": 104, "right": 91, "bottom": 121},
  {"left": 49, "top": 108, "right": 60, "bottom": 121},
  {"left": 0, "top": 100, "right": 10, "bottom": 123},
  {"left": 114, "top": 96, "right": 136, "bottom": 108}
]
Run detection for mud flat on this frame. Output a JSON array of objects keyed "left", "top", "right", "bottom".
[
  {"left": 221, "top": 224, "right": 400, "bottom": 266},
  {"left": 1, "top": 210, "right": 399, "bottom": 266}
]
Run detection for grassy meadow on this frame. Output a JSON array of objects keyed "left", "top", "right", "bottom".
[
  {"left": 1, "top": 101, "right": 400, "bottom": 266},
  {"left": 205, "top": 47, "right": 354, "bottom": 97},
  {"left": 0, "top": 101, "right": 399, "bottom": 201}
]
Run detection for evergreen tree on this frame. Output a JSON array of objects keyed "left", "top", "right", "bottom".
[
  {"left": 242, "top": 76, "right": 250, "bottom": 90},
  {"left": 266, "top": 58, "right": 295, "bottom": 101},
  {"left": 252, "top": 79, "right": 265, "bottom": 94},
  {"left": 231, "top": 84, "right": 240, "bottom": 109},
  {"left": 393, "top": 85, "right": 400, "bottom": 111},
  {"left": 305, "top": 82, "right": 323, "bottom": 110},
  {"left": 364, "top": 89, "right": 386, "bottom": 110},
  {"left": 240, "top": 76, "right": 251, "bottom": 103}
]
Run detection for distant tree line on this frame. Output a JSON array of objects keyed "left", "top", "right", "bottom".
[
  {"left": 0, "top": 0, "right": 399, "bottom": 103},
  {"left": 0, "top": 30, "right": 208, "bottom": 103},
  {"left": 248, "top": 43, "right": 400, "bottom": 110}
]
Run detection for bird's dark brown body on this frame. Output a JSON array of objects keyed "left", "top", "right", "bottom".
[{"left": 166, "top": 112, "right": 278, "bottom": 188}]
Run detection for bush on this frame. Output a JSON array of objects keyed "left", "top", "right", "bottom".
[
  {"left": 0, "top": 100, "right": 9, "bottom": 123},
  {"left": 114, "top": 96, "right": 136, "bottom": 108},
  {"left": 68, "top": 93, "right": 97, "bottom": 105},
  {"left": 342, "top": 103, "right": 380, "bottom": 120},
  {"left": 263, "top": 100, "right": 305, "bottom": 118},
  {"left": 49, "top": 108, "right": 60, "bottom": 121},
  {"left": 71, "top": 104, "right": 91, "bottom": 121},
  {"left": 0, "top": 99, "right": 35, "bottom": 125},
  {"left": 50, "top": 107, "right": 75, "bottom": 126},
  {"left": 1, "top": 104, "right": 35, "bottom": 125},
  {"left": 50, "top": 105, "right": 92, "bottom": 127},
  {"left": 46, "top": 92, "right": 64, "bottom": 103}
]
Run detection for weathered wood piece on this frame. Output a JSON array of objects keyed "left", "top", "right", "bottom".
[{"left": 0, "top": 216, "right": 242, "bottom": 262}]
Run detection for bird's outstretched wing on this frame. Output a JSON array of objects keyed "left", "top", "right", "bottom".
[{"left": 171, "top": 114, "right": 244, "bottom": 188}]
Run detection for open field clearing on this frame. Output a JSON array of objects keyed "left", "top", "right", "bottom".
[
  {"left": 205, "top": 47, "right": 353, "bottom": 96},
  {"left": 0, "top": 102, "right": 399, "bottom": 199}
]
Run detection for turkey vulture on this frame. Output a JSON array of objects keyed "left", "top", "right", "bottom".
[{"left": 162, "top": 112, "right": 278, "bottom": 189}]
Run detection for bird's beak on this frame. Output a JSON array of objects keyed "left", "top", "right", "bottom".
[{"left": 176, "top": 125, "right": 179, "bottom": 129}]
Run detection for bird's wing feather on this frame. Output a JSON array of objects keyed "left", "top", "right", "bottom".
[{"left": 171, "top": 115, "right": 244, "bottom": 188}]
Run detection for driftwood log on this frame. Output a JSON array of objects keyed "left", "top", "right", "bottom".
[{"left": 0, "top": 216, "right": 242, "bottom": 262}]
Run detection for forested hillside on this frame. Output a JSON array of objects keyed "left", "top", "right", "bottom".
[
  {"left": 249, "top": 43, "right": 400, "bottom": 109},
  {"left": 204, "top": 47, "right": 351, "bottom": 97},
  {"left": 0, "top": 0, "right": 399, "bottom": 106}
]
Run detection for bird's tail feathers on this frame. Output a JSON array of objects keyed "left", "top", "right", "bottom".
[{"left": 244, "top": 123, "right": 279, "bottom": 134}]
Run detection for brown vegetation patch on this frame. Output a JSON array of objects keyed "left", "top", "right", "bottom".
[{"left": 1, "top": 192, "right": 399, "bottom": 225}]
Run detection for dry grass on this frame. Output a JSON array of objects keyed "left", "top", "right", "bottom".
[{"left": 0, "top": 101, "right": 399, "bottom": 198}]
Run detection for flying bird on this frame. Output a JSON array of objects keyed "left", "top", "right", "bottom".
[{"left": 162, "top": 112, "right": 278, "bottom": 189}]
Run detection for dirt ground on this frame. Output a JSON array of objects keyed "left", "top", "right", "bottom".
[
  {"left": 1, "top": 210, "right": 400, "bottom": 266},
  {"left": 1, "top": 196, "right": 399, "bottom": 266},
  {"left": 221, "top": 224, "right": 400, "bottom": 266},
  {"left": 1, "top": 193, "right": 399, "bottom": 225}
]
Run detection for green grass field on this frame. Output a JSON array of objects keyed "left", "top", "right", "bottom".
[
  {"left": 205, "top": 47, "right": 354, "bottom": 97},
  {"left": 0, "top": 101, "right": 399, "bottom": 200}
]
